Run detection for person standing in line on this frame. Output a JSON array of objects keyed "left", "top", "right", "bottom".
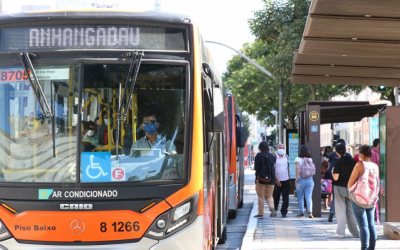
[
  {"left": 370, "top": 139, "right": 380, "bottom": 167},
  {"left": 254, "top": 141, "right": 277, "bottom": 218},
  {"left": 331, "top": 143, "right": 359, "bottom": 238},
  {"left": 370, "top": 138, "right": 381, "bottom": 222},
  {"left": 354, "top": 146, "right": 362, "bottom": 163},
  {"left": 321, "top": 146, "right": 333, "bottom": 210},
  {"left": 327, "top": 138, "right": 352, "bottom": 222},
  {"left": 295, "top": 145, "right": 314, "bottom": 218},
  {"left": 348, "top": 145, "right": 379, "bottom": 250},
  {"left": 273, "top": 143, "right": 290, "bottom": 218}
]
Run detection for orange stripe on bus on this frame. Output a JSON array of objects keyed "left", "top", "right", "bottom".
[
  {"left": 140, "top": 202, "right": 156, "bottom": 213},
  {"left": 1, "top": 203, "right": 16, "bottom": 214}
]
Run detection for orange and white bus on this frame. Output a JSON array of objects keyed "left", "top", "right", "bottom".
[
  {"left": 0, "top": 9, "right": 244, "bottom": 249},
  {"left": 225, "top": 93, "right": 245, "bottom": 219}
]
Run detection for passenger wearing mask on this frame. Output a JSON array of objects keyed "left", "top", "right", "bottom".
[
  {"left": 273, "top": 144, "right": 290, "bottom": 218},
  {"left": 82, "top": 121, "right": 99, "bottom": 151},
  {"left": 331, "top": 143, "right": 359, "bottom": 238},
  {"left": 130, "top": 114, "right": 176, "bottom": 156}
]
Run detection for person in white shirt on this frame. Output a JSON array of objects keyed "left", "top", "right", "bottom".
[{"left": 273, "top": 143, "right": 290, "bottom": 218}]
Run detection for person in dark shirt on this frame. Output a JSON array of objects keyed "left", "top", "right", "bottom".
[
  {"left": 326, "top": 138, "right": 352, "bottom": 222},
  {"left": 331, "top": 143, "right": 359, "bottom": 238},
  {"left": 254, "top": 141, "right": 277, "bottom": 218}
]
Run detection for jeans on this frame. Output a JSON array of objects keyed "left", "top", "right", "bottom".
[
  {"left": 330, "top": 186, "right": 335, "bottom": 214},
  {"left": 295, "top": 177, "right": 314, "bottom": 214},
  {"left": 352, "top": 201, "right": 377, "bottom": 250},
  {"left": 273, "top": 179, "right": 290, "bottom": 215}
]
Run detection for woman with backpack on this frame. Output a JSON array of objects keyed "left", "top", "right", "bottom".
[
  {"left": 254, "top": 141, "right": 277, "bottom": 218},
  {"left": 348, "top": 145, "right": 380, "bottom": 250},
  {"left": 295, "top": 146, "right": 315, "bottom": 218}
]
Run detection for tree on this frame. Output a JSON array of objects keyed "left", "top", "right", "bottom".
[
  {"left": 376, "top": 87, "right": 395, "bottom": 106},
  {"left": 223, "top": 0, "right": 364, "bottom": 129}
]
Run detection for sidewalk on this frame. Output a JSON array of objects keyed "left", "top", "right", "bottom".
[{"left": 241, "top": 194, "right": 400, "bottom": 249}]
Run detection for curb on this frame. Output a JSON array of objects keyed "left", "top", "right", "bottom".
[{"left": 240, "top": 194, "right": 258, "bottom": 250}]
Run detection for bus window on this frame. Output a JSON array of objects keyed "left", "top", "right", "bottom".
[
  {"left": 0, "top": 64, "right": 79, "bottom": 182},
  {"left": 81, "top": 63, "right": 186, "bottom": 183}
]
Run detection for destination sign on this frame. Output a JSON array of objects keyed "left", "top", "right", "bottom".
[{"left": 0, "top": 25, "right": 186, "bottom": 51}]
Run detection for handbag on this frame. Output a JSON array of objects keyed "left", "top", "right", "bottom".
[{"left": 321, "top": 178, "right": 332, "bottom": 194}]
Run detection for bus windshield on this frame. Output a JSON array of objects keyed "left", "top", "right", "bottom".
[
  {"left": 0, "top": 62, "right": 187, "bottom": 184},
  {"left": 0, "top": 64, "right": 79, "bottom": 183}
]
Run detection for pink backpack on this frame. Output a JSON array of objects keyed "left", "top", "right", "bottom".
[
  {"left": 299, "top": 157, "right": 315, "bottom": 178},
  {"left": 349, "top": 162, "right": 380, "bottom": 209}
]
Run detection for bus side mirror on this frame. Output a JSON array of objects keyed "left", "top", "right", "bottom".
[{"left": 202, "top": 62, "right": 215, "bottom": 81}]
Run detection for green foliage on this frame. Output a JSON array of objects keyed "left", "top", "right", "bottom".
[
  {"left": 376, "top": 86, "right": 395, "bottom": 105},
  {"left": 223, "top": 0, "right": 364, "bottom": 129}
]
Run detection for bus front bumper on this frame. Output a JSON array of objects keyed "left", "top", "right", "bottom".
[{"left": 0, "top": 216, "right": 203, "bottom": 250}]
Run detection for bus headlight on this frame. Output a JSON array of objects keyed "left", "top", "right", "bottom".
[
  {"left": 173, "top": 202, "right": 190, "bottom": 221},
  {"left": 0, "top": 220, "right": 11, "bottom": 241},
  {"left": 145, "top": 192, "right": 198, "bottom": 240}
]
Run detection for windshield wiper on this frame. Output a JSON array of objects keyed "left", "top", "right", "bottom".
[
  {"left": 115, "top": 51, "right": 144, "bottom": 160},
  {"left": 19, "top": 52, "right": 53, "bottom": 119}
]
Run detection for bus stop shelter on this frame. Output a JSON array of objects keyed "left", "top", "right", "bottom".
[
  {"left": 291, "top": 0, "right": 400, "bottom": 219},
  {"left": 299, "top": 101, "right": 385, "bottom": 217}
]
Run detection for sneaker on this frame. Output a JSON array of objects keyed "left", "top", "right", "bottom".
[
  {"left": 282, "top": 214, "right": 287, "bottom": 218},
  {"left": 328, "top": 211, "right": 334, "bottom": 222},
  {"left": 351, "top": 234, "right": 359, "bottom": 238},
  {"left": 253, "top": 214, "right": 263, "bottom": 218},
  {"left": 308, "top": 212, "right": 313, "bottom": 218},
  {"left": 269, "top": 207, "right": 277, "bottom": 217},
  {"left": 331, "top": 234, "right": 344, "bottom": 238},
  {"left": 297, "top": 213, "right": 304, "bottom": 217}
]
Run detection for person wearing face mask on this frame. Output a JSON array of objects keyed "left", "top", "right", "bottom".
[
  {"left": 130, "top": 114, "right": 176, "bottom": 156},
  {"left": 272, "top": 144, "right": 290, "bottom": 218},
  {"left": 82, "top": 121, "right": 99, "bottom": 151}
]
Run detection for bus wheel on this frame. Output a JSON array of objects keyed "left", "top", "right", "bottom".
[
  {"left": 228, "top": 209, "right": 237, "bottom": 219},
  {"left": 218, "top": 226, "right": 227, "bottom": 244}
]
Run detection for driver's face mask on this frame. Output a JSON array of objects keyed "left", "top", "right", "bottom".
[{"left": 143, "top": 119, "right": 157, "bottom": 135}]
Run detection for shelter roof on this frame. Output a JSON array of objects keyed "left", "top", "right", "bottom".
[
  {"left": 307, "top": 101, "right": 385, "bottom": 124},
  {"left": 291, "top": 0, "right": 400, "bottom": 87}
]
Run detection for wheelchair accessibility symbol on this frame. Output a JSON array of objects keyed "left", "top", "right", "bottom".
[
  {"left": 81, "top": 152, "right": 111, "bottom": 182},
  {"left": 86, "top": 155, "right": 108, "bottom": 179}
]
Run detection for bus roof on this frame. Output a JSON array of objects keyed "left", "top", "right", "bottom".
[{"left": 0, "top": 9, "right": 192, "bottom": 25}]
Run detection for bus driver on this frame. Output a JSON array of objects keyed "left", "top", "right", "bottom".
[{"left": 130, "top": 114, "right": 177, "bottom": 156}]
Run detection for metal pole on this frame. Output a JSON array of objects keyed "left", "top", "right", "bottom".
[
  {"left": 279, "top": 83, "right": 283, "bottom": 143},
  {"left": 395, "top": 87, "right": 399, "bottom": 106},
  {"left": 275, "top": 113, "right": 278, "bottom": 143},
  {"left": 205, "top": 41, "right": 274, "bottom": 78}
]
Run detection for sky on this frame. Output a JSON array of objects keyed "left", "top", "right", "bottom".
[{"left": 2, "top": 0, "right": 265, "bottom": 74}]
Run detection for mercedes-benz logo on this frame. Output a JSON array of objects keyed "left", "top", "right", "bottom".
[{"left": 70, "top": 219, "right": 85, "bottom": 234}]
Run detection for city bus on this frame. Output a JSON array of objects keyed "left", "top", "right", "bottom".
[
  {"left": 0, "top": 9, "right": 244, "bottom": 249},
  {"left": 225, "top": 93, "right": 245, "bottom": 219}
]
